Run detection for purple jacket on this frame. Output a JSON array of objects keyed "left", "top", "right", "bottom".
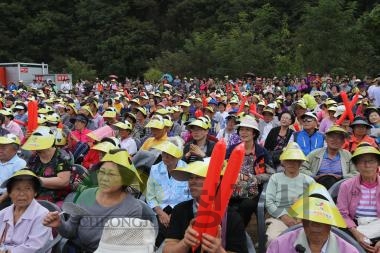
[
  {"left": 337, "top": 175, "right": 380, "bottom": 228},
  {"left": 267, "top": 227, "right": 359, "bottom": 253}
]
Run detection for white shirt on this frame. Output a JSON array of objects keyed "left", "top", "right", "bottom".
[
  {"left": 61, "top": 81, "right": 72, "bottom": 90},
  {"left": 368, "top": 85, "right": 380, "bottom": 107},
  {"left": 120, "top": 137, "right": 137, "bottom": 155}
]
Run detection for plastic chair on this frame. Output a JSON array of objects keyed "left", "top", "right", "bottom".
[
  {"left": 36, "top": 200, "right": 63, "bottom": 253},
  {"left": 257, "top": 183, "right": 268, "bottom": 253},
  {"left": 328, "top": 178, "right": 348, "bottom": 203},
  {"left": 246, "top": 231, "right": 256, "bottom": 253},
  {"left": 280, "top": 224, "right": 366, "bottom": 253}
]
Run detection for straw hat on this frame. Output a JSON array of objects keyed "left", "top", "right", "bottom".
[{"left": 279, "top": 142, "right": 306, "bottom": 161}]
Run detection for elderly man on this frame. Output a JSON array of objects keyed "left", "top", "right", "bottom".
[
  {"left": 0, "top": 134, "right": 26, "bottom": 208},
  {"left": 301, "top": 125, "right": 357, "bottom": 189},
  {"left": 289, "top": 112, "right": 324, "bottom": 156}
]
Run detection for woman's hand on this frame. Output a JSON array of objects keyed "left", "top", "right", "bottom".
[
  {"left": 350, "top": 228, "right": 375, "bottom": 252},
  {"left": 280, "top": 214, "right": 298, "bottom": 227},
  {"left": 43, "top": 211, "right": 61, "bottom": 228},
  {"left": 374, "top": 241, "right": 380, "bottom": 253},
  {"left": 201, "top": 225, "right": 226, "bottom": 253},
  {"left": 189, "top": 144, "right": 205, "bottom": 158},
  {"left": 158, "top": 211, "right": 171, "bottom": 228}
]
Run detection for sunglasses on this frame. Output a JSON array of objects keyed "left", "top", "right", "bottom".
[{"left": 303, "top": 118, "right": 314, "bottom": 123}]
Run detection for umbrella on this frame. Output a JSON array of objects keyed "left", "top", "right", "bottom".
[
  {"left": 161, "top": 73, "right": 173, "bottom": 83},
  {"left": 109, "top": 74, "right": 118, "bottom": 79}
]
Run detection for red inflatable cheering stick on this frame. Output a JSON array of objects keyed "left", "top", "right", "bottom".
[
  {"left": 192, "top": 140, "right": 245, "bottom": 252},
  {"left": 335, "top": 91, "right": 359, "bottom": 125},
  {"left": 192, "top": 140, "right": 226, "bottom": 251},
  {"left": 208, "top": 142, "right": 245, "bottom": 236},
  {"left": 27, "top": 100, "right": 38, "bottom": 133}
]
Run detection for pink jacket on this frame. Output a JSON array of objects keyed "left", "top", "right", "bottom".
[
  {"left": 267, "top": 227, "right": 359, "bottom": 253},
  {"left": 337, "top": 175, "right": 380, "bottom": 228}
]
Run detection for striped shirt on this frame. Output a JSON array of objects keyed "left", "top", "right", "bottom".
[{"left": 356, "top": 185, "right": 378, "bottom": 218}]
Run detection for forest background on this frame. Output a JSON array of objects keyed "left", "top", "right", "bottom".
[{"left": 1, "top": 0, "right": 379, "bottom": 80}]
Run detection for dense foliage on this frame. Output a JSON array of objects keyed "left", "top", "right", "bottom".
[{"left": 0, "top": 0, "right": 379, "bottom": 79}]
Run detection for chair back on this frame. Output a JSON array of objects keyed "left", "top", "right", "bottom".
[{"left": 328, "top": 178, "right": 348, "bottom": 203}]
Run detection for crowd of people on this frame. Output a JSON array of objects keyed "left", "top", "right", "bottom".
[{"left": 0, "top": 72, "right": 379, "bottom": 252}]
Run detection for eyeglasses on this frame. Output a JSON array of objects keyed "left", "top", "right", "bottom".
[
  {"left": 356, "top": 159, "right": 378, "bottom": 166},
  {"left": 303, "top": 118, "right": 314, "bottom": 123}
]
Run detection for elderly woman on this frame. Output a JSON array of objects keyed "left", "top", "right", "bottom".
[
  {"left": 43, "top": 149, "right": 144, "bottom": 252},
  {"left": 228, "top": 115, "right": 274, "bottom": 227},
  {"left": 68, "top": 113, "right": 92, "bottom": 152},
  {"left": 163, "top": 161, "right": 248, "bottom": 253},
  {"left": 0, "top": 170, "right": 52, "bottom": 252},
  {"left": 337, "top": 143, "right": 380, "bottom": 252},
  {"left": 268, "top": 184, "right": 359, "bottom": 253},
  {"left": 147, "top": 141, "right": 191, "bottom": 247},
  {"left": 343, "top": 117, "right": 377, "bottom": 153},
  {"left": 366, "top": 107, "right": 380, "bottom": 145},
  {"left": 264, "top": 111, "right": 295, "bottom": 170},
  {"left": 265, "top": 142, "right": 315, "bottom": 245},
  {"left": 22, "top": 127, "right": 72, "bottom": 206},
  {"left": 216, "top": 114, "right": 241, "bottom": 149}
]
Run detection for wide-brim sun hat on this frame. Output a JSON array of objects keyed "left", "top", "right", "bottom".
[
  {"left": 279, "top": 142, "right": 306, "bottom": 161},
  {"left": 350, "top": 117, "right": 372, "bottom": 128},
  {"left": 0, "top": 134, "right": 20, "bottom": 145},
  {"left": 301, "top": 112, "right": 318, "bottom": 121},
  {"left": 187, "top": 119, "right": 209, "bottom": 130},
  {"left": 351, "top": 142, "right": 380, "bottom": 162},
  {"left": 101, "top": 149, "right": 142, "bottom": 184},
  {"left": 87, "top": 126, "right": 115, "bottom": 142},
  {"left": 1, "top": 169, "right": 42, "bottom": 189},
  {"left": 135, "top": 107, "right": 147, "bottom": 116},
  {"left": 145, "top": 117, "right": 165, "bottom": 129},
  {"left": 80, "top": 105, "right": 94, "bottom": 117},
  {"left": 288, "top": 197, "right": 346, "bottom": 228},
  {"left": 22, "top": 133, "right": 55, "bottom": 151},
  {"left": 235, "top": 115, "right": 260, "bottom": 133},
  {"left": 288, "top": 182, "right": 346, "bottom": 228},
  {"left": 103, "top": 107, "right": 117, "bottom": 118},
  {"left": 92, "top": 142, "right": 117, "bottom": 153},
  {"left": 295, "top": 100, "right": 307, "bottom": 109},
  {"left": 172, "top": 160, "right": 208, "bottom": 181},
  {"left": 153, "top": 141, "right": 183, "bottom": 159},
  {"left": 325, "top": 125, "right": 348, "bottom": 137},
  {"left": 155, "top": 108, "right": 169, "bottom": 115},
  {"left": 113, "top": 121, "right": 133, "bottom": 131}
]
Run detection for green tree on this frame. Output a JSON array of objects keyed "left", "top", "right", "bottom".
[{"left": 65, "top": 58, "right": 97, "bottom": 81}]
